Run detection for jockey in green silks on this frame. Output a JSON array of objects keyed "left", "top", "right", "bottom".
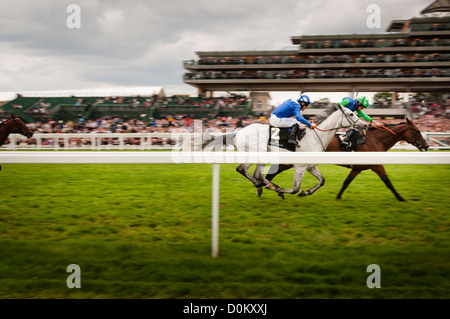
[{"left": 339, "top": 96, "right": 380, "bottom": 151}]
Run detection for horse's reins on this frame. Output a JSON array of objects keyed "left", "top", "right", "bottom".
[
  {"left": 313, "top": 104, "right": 358, "bottom": 132},
  {"left": 373, "top": 123, "right": 398, "bottom": 136},
  {"left": 311, "top": 104, "right": 360, "bottom": 151}
]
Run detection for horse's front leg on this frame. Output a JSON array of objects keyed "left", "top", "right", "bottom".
[
  {"left": 336, "top": 168, "right": 361, "bottom": 199},
  {"left": 298, "top": 166, "right": 325, "bottom": 196},
  {"left": 266, "top": 165, "right": 306, "bottom": 198},
  {"left": 371, "top": 165, "right": 406, "bottom": 202}
]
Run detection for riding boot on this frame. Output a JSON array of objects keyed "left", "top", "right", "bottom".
[
  {"left": 288, "top": 124, "right": 300, "bottom": 145},
  {"left": 341, "top": 129, "right": 354, "bottom": 151}
]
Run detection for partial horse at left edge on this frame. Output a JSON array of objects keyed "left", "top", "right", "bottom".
[{"left": 0, "top": 114, "right": 34, "bottom": 171}]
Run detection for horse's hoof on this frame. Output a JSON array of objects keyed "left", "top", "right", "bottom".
[
  {"left": 278, "top": 193, "right": 285, "bottom": 200},
  {"left": 256, "top": 188, "right": 263, "bottom": 197},
  {"left": 298, "top": 190, "right": 306, "bottom": 197}
]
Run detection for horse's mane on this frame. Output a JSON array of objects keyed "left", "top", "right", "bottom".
[
  {"left": 313, "top": 104, "right": 337, "bottom": 124},
  {"left": 367, "top": 122, "right": 407, "bottom": 131}
]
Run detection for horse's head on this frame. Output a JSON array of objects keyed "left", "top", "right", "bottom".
[
  {"left": 402, "top": 118, "right": 429, "bottom": 152},
  {"left": 6, "top": 114, "right": 34, "bottom": 138},
  {"left": 338, "top": 105, "right": 368, "bottom": 132}
]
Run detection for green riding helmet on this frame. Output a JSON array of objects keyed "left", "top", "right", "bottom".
[{"left": 357, "top": 96, "right": 369, "bottom": 108}]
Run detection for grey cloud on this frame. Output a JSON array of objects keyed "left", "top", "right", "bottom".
[{"left": 0, "top": 0, "right": 432, "bottom": 93}]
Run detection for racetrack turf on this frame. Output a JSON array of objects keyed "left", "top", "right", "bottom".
[{"left": 0, "top": 161, "right": 449, "bottom": 298}]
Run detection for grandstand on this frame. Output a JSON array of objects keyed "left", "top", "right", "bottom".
[
  {"left": 0, "top": 87, "right": 165, "bottom": 122},
  {"left": 183, "top": 1, "right": 450, "bottom": 117},
  {"left": 0, "top": 87, "right": 253, "bottom": 122}
]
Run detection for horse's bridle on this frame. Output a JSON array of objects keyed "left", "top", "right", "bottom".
[
  {"left": 409, "top": 127, "right": 428, "bottom": 150},
  {"left": 337, "top": 105, "right": 363, "bottom": 131},
  {"left": 374, "top": 123, "right": 427, "bottom": 150},
  {"left": 314, "top": 105, "right": 362, "bottom": 132}
]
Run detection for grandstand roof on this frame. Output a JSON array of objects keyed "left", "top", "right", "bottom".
[
  {"left": 421, "top": 0, "right": 450, "bottom": 14},
  {"left": 0, "top": 86, "right": 165, "bottom": 101}
]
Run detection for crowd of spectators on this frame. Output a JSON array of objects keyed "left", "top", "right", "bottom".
[
  {"left": 155, "top": 94, "right": 248, "bottom": 109},
  {"left": 193, "top": 53, "right": 449, "bottom": 66},
  {"left": 300, "top": 37, "right": 450, "bottom": 49},
  {"left": 409, "top": 100, "right": 450, "bottom": 133},
  {"left": 2, "top": 98, "right": 448, "bottom": 149},
  {"left": 2, "top": 115, "right": 260, "bottom": 149},
  {"left": 185, "top": 68, "right": 450, "bottom": 81},
  {"left": 89, "top": 94, "right": 248, "bottom": 110}
]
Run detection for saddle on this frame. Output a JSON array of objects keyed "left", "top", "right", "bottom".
[
  {"left": 339, "top": 130, "right": 366, "bottom": 152},
  {"left": 268, "top": 126, "right": 306, "bottom": 152}
]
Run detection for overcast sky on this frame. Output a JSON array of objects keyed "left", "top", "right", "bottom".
[{"left": 0, "top": 0, "right": 432, "bottom": 104}]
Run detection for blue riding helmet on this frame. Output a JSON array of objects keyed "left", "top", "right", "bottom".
[{"left": 297, "top": 95, "right": 311, "bottom": 105}]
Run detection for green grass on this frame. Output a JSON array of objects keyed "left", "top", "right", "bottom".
[{"left": 0, "top": 161, "right": 449, "bottom": 298}]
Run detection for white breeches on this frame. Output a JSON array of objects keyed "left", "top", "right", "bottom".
[{"left": 270, "top": 114, "right": 299, "bottom": 128}]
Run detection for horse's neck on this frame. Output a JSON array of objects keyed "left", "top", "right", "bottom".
[
  {"left": 372, "top": 125, "right": 405, "bottom": 150},
  {"left": 312, "top": 111, "right": 344, "bottom": 147},
  {"left": 0, "top": 124, "right": 10, "bottom": 146}
]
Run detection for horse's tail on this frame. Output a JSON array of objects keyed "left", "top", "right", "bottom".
[{"left": 202, "top": 131, "right": 237, "bottom": 151}]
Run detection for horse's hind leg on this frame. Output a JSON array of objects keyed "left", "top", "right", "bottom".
[
  {"left": 236, "top": 164, "right": 262, "bottom": 188},
  {"left": 298, "top": 166, "right": 325, "bottom": 196},
  {"left": 252, "top": 164, "right": 267, "bottom": 187},
  {"left": 252, "top": 164, "right": 267, "bottom": 197},
  {"left": 337, "top": 168, "right": 361, "bottom": 199},
  {"left": 371, "top": 165, "right": 406, "bottom": 202}
]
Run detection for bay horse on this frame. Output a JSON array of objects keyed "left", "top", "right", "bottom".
[
  {"left": 0, "top": 114, "right": 34, "bottom": 171},
  {"left": 234, "top": 105, "right": 368, "bottom": 198},
  {"left": 259, "top": 118, "right": 429, "bottom": 201}
]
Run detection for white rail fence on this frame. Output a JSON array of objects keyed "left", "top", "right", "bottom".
[
  {"left": 2, "top": 132, "right": 450, "bottom": 151},
  {"left": 2, "top": 151, "right": 449, "bottom": 258}
]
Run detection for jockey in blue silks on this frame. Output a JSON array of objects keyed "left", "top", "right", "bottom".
[{"left": 270, "top": 94, "right": 316, "bottom": 145}]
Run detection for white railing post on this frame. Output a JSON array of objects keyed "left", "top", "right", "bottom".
[
  {"left": 212, "top": 163, "right": 220, "bottom": 258},
  {"left": 119, "top": 135, "right": 124, "bottom": 150},
  {"left": 11, "top": 136, "right": 16, "bottom": 150},
  {"left": 91, "top": 134, "right": 95, "bottom": 150}
]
